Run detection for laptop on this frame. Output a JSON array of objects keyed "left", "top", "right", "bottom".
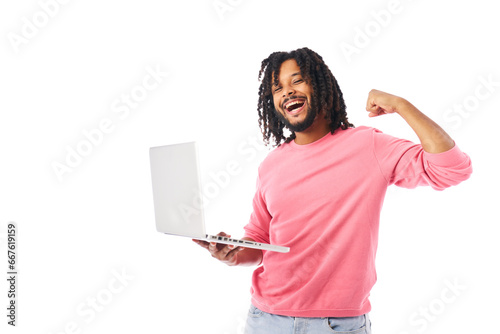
[{"left": 149, "top": 141, "right": 290, "bottom": 253}]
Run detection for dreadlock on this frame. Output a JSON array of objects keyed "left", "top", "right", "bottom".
[{"left": 257, "top": 47, "right": 354, "bottom": 147}]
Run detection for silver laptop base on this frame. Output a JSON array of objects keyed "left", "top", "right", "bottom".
[{"left": 204, "top": 235, "right": 289, "bottom": 253}]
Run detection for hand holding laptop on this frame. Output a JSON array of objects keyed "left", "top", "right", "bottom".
[{"left": 193, "top": 232, "right": 263, "bottom": 267}]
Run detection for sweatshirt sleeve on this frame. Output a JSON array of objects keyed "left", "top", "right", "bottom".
[
  {"left": 243, "top": 171, "right": 272, "bottom": 244},
  {"left": 372, "top": 128, "right": 473, "bottom": 190}
]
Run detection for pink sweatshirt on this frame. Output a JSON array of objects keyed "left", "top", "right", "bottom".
[{"left": 243, "top": 126, "right": 472, "bottom": 317}]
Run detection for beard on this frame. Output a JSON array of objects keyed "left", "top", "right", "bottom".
[{"left": 274, "top": 99, "right": 318, "bottom": 133}]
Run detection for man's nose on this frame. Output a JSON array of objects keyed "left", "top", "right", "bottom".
[{"left": 282, "top": 86, "right": 295, "bottom": 97}]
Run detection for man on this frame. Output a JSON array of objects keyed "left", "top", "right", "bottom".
[{"left": 193, "top": 47, "right": 472, "bottom": 333}]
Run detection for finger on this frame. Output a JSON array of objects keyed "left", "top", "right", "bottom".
[
  {"left": 225, "top": 245, "right": 243, "bottom": 259},
  {"left": 220, "top": 244, "right": 235, "bottom": 257},
  {"left": 366, "top": 90, "right": 377, "bottom": 110},
  {"left": 208, "top": 241, "right": 218, "bottom": 253},
  {"left": 368, "top": 105, "right": 386, "bottom": 116},
  {"left": 366, "top": 99, "right": 378, "bottom": 110},
  {"left": 210, "top": 243, "right": 230, "bottom": 259},
  {"left": 218, "top": 243, "right": 241, "bottom": 258},
  {"left": 366, "top": 103, "right": 380, "bottom": 113},
  {"left": 369, "top": 112, "right": 387, "bottom": 117}
]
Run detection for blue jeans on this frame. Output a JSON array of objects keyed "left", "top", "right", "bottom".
[{"left": 244, "top": 304, "right": 372, "bottom": 334}]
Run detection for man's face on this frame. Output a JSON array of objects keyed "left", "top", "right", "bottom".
[{"left": 272, "top": 59, "right": 316, "bottom": 132}]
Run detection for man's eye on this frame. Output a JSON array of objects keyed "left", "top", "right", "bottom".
[
  {"left": 294, "top": 79, "right": 303, "bottom": 84},
  {"left": 274, "top": 87, "right": 282, "bottom": 92}
]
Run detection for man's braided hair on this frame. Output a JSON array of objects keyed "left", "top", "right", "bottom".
[{"left": 257, "top": 47, "right": 354, "bottom": 147}]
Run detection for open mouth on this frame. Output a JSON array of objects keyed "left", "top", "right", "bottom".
[{"left": 284, "top": 99, "right": 306, "bottom": 115}]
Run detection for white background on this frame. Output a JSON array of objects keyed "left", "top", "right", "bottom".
[{"left": 1, "top": 0, "right": 499, "bottom": 333}]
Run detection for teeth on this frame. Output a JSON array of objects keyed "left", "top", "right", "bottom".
[{"left": 285, "top": 100, "right": 304, "bottom": 109}]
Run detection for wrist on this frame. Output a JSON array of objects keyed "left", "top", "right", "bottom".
[
  {"left": 395, "top": 98, "right": 423, "bottom": 120},
  {"left": 394, "top": 97, "right": 412, "bottom": 115}
]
